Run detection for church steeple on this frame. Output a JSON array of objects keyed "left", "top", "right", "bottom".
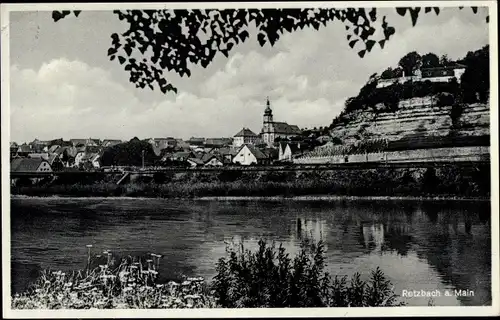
[{"left": 264, "top": 96, "right": 273, "bottom": 119}]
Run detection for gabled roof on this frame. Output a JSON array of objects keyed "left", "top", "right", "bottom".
[
  {"left": 271, "top": 122, "right": 302, "bottom": 135},
  {"left": 234, "top": 128, "right": 257, "bottom": 137},
  {"left": 215, "top": 147, "right": 239, "bottom": 156},
  {"left": 81, "top": 152, "right": 98, "bottom": 161},
  {"left": 262, "top": 148, "right": 279, "bottom": 159},
  {"left": 171, "top": 151, "right": 192, "bottom": 159},
  {"left": 18, "top": 144, "right": 33, "bottom": 153},
  {"left": 70, "top": 139, "right": 87, "bottom": 145},
  {"left": 48, "top": 145, "right": 61, "bottom": 153},
  {"left": 11, "top": 158, "right": 48, "bottom": 172},
  {"left": 187, "top": 158, "right": 204, "bottom": 165},
  {"left": 48, "top": 153, "right": 61, "bottom": 165},
  {"left": 238, "top": 145, "right": 268, "bottom": 160},
  {"left": 205, "top": 138, "right": 232, "bottom": 146}
]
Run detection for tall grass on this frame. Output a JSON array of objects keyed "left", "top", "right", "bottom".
[
  {"left": 11, "top": 164, "right": 490, "bottom": 198},
  {"left": 12, "top": 239, "right": 403, "bottom": 309}
]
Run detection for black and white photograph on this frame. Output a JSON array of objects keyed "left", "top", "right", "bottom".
[{"left": 1, "top": 1, "right": 498, "bottom": 317}]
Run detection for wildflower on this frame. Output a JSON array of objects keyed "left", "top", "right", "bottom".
[
  {"left": 86, "top": 245, "right": 93, "bottom": 248},
  {"left": 156, "top": 284, "right": 164, "bottom": 288}
]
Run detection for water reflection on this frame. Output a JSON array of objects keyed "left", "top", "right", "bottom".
[{"left": 10, "top": 198, "right": 491, "bottom": 306}]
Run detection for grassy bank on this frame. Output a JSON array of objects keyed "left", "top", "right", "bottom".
[
  {"left": 12, "top": 239, "right": 404, "bottom": 309},
  {"left": 11, "top": 165, "right": 490, "bottom": 199}
]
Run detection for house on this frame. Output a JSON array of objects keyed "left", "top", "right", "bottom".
[
  {"left": 421, "top": 64, "right": 466, "bottom": 82},
  {"left": 10, "top": 142, "right": 19, "bottom": 158},
  {"left": 187, "top": 137, "right": 205, "bottom": 147},
  {"left": 232, "top": 145, "right": 272, "bottom": 166},
  {"left": 205, "top": 138, "right": 233, "bottom": 149},
  {"left": 48, "top": 145, "right": 61, "bottom": 153},
  {"left": 187, "top": 157, "right": 205, "bottom": 167},
  {"left": 70, "top": 139, "right": 88, "bottom": 147},
  {"left": 11, "top": 158, "right": 52, "bottom": 173},
  {"left": 101, "top": 139, "right": 123, "bottom": 148},
  {"left": 260, "top": 98, "right": 302, "bottom": 147},
  {"left": 201, "top": 153, "right": 224, "bottom": 167},
  {"left": 278, "top": 142, "right": 303, "bottom": 161},
  {"left": 91, "top": 154, "right": 101, "bottom": 169},
  {"left": 17, "top": 144, "right": 35, "bottom": 157},
  {"left": 28, "top": 153, "right": 50, "bottom": 161},
  {"left": 233, "top": 128, "right": 258, "bottom": 148},
  {"left": 175, "top": 139, "right": 191, "bottom": 151},
  {"left": 74, "top": 151, "right": 86, "bottom": 167},
  {"left": 164, "top": 151, "right": 194, "bottom": 162},
  {"left": 377, "top": 64, "right": 467, "bottom": 88},
  {"left": 47, "top": 153, "right": 64, "bottom": 171}
]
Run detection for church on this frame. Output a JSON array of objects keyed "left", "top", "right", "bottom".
[{"left": 260, "top": 98, "right": 302, "bottom": 148}]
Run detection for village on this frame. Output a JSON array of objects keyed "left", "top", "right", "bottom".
[
  {"left": 10, "top": 98, "right": 332, "bottom": 173},
  {"left": 9, "top": 59, "right": 490, "bottom": 174}
]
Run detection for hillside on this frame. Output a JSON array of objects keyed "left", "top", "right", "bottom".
[
  {"left": 329, "top": 96, "right": 489, "bottom": 146},
  {"left": 324, "top": 46, "right": 490, "bottom": 150}
]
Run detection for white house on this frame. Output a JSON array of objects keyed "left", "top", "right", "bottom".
[
  {"left": 91, "top": 154, "right": 101, "bottom": 168},
  {"left": 232, "top": 145, "right": 269, "bottom": 165},
  {"left": 74, "top": 151, "right": 85, "bottom": 167},
  {"left": 376, "top": 64, "right": 467, "bottom": 88},
  {"left": 233, "top": 128, "right": 258, "bottom": 148},
  {"left": 278, "top": 142, "right": 302, "bottom": 161}
]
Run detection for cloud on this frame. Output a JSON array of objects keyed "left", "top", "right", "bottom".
[{"left": 9, "top": 8, "right": 489, "bottom": 143}]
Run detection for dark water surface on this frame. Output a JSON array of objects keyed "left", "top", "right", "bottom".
[{"left": 10, "top": 197, "right": 491, "bottom": 306}]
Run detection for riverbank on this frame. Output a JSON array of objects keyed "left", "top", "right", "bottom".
[
  {"left": 11, "top": 165, "right": 490, "bottom": 199},
  {"left": 10, "top": 194, "right": 490, "bottom": 202}
]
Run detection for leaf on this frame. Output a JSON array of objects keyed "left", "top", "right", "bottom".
[
  {"left": 369, "top": 8, "right": 377, "bottom": 22},
  {"left": 378, "top": 40, "right": 386, "bottom": 49},
  {"left": 366, "top": 40, "right": 376, "bottom": 52},
  {"left": 257, "top": 33, "right": 266, "bottom": 46},
  {"left": 486, "top": 15, "right": 489, "bottom": 23},
  {"left": 433, "top": 7, "right": 440, "bottom": 15},
  {"left": 395, "top": 7, "right": 407, "bottom": 16},
  {"left": 347, "top": 34, "right": 352, "bottom": 41},
  {"left": 110, "top": 55, "right": 115, "bottom": 61},
  {"left": 52, "top": 11, "right": 62, "bottom": 22},
  {"left": 425, "top": 7, "right": 431, "bottom": 13},
  {"left": 409, "top": 8, "right": 421, "bottom": 26},
  {"left": 358, "top": 49, "right": 366, "bottom": 58},
  {"left": 118, "top": 56, "right": 126, "bottom": 65},
  {"left": 124, "top": 46, "right": 132, "bottom": 57},
  {"left": 349, "top": 39, "right": 358, "bottom": 49},
  {"left": 107, "top": 47, "right": 117, "bottom": 56},
  {"left": 74, "top": 10, "right": 81, "bottom": 17},
  {"left": 472, "top": 7, "right": 478, "bottom": 14}
]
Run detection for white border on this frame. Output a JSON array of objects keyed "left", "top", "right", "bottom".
[{"left": 1, "top": 1, "right": 498, "bottom": 318}]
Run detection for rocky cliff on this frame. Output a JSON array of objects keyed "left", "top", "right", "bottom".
[{"left": 329, "top": 96, "right": 490, "bottom": 146}]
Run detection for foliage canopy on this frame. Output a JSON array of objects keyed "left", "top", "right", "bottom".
[{"left": 52, "top": 7, "right": 486, "bottom": 94}]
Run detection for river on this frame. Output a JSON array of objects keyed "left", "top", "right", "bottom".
[{"left": 10, "top": 197, "right": 491, "bottom": 306}]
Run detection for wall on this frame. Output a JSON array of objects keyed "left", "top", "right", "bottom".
[{"left": 293, "top": 146, "right": 490, "bottom": 164}]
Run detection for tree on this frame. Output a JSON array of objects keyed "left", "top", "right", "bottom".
[
  {"left": 460, "top": 45, "right": 489, "bottom": 103},
  {"left": 51, "top": 7, "right": 487, "bottom": 94},
  {"left": 439, "top": 54, "right": 451, "bottom": 66},
  {"left": 421, "top": 52, "right": 440, "bottom": 68},
  {"left": 398, "top": 51, "right": 422, "bottom": 76}
]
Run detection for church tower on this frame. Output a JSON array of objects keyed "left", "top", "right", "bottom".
[
  {"left": 262, "top": 97, "right": 274, "bottom": 146},
  {"left": 263, "top": 97, "right": 273, "bottom": 128}
]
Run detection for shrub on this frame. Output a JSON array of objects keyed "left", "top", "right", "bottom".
[
  {"left": 12, "top": 240, "right": 404, "bottom": 309},
  {"left": 212, "top": 239, "right": 403, "bottom": 308}
]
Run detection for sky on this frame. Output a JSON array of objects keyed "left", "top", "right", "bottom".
[{"left": 8, "top": 5, "right": 490, "bottom": 143}]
